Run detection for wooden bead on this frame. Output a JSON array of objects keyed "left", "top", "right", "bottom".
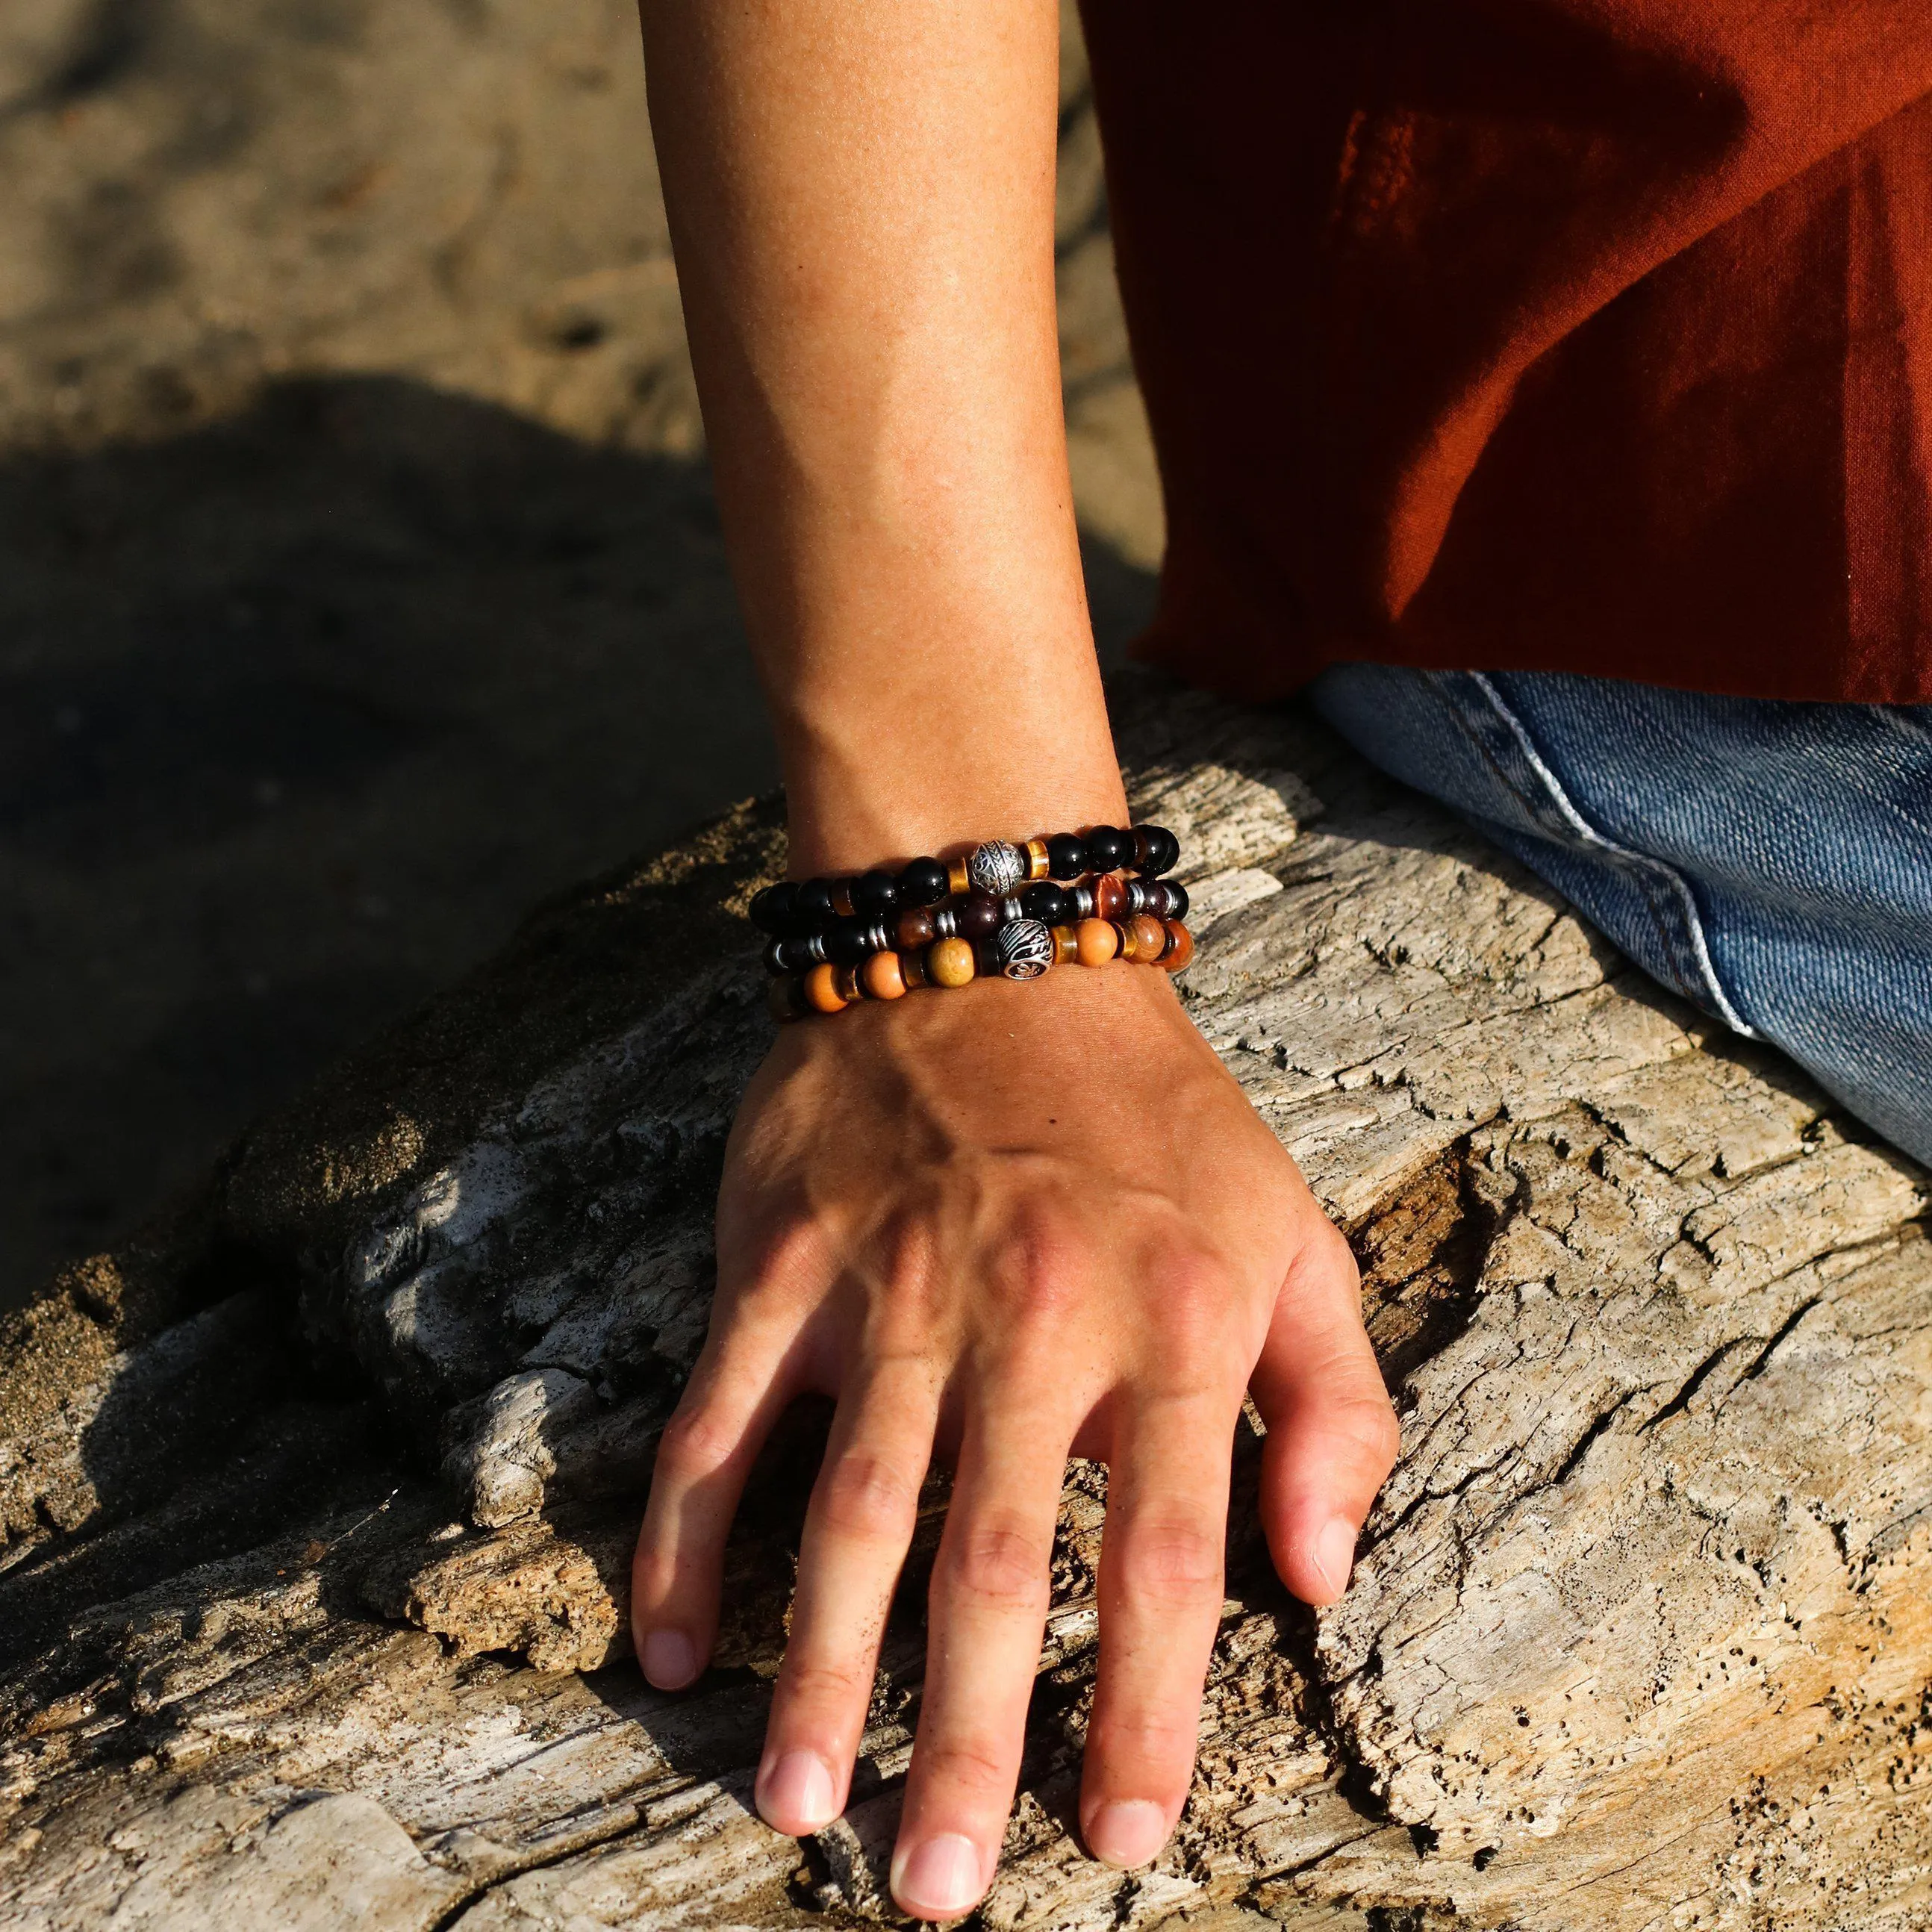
[
  {"left": 1159, "top": 920, "right": 1194, "bottom": 971},
  {"left": 1074, "top": 917, "right": 1121, "bottom": 967},
  {"left": 946, "top": 856, "right": 972, "bottom": 898},
  {"left": 1025, "top": 838, "right": 1051, "bottom": 882},
  {"left": 900, "top": 946, "right": 931, "bottom": 990},
  {"left": 1129, "top": 914, "right": 1168, "bottom": 963},
  {"left": 1091, "top": 871, "right": 1129, "bottom": 920},
  {"left": 1051, "top": 923, "right": 1079, "bottom": 966},
  {"left": 927, "top": 935, "right": 977, "bottom": 987},
  {"left": 895, "top": 906, "right": 937, "bottom": 950},
  {"left": 803, "top": 962, "right": 850, "bottom": 1013},
  {"left": 861, "top": 951, "right": 908, "bottom": 1000}
]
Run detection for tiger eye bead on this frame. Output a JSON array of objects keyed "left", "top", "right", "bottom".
[
  {"left": 1160, "top": 920, "right": 1195, "bottom": 971},
  {"left": 829, "top": 879, "right": 857, "bottom": 918},
  {"left": 946, "top": 856, "right": 973, "bottom": 899},
  {"left": 1025, "top": 838, "right": 1051, "bottom": 881},
  {"left": 927, "top": 935, "right": 977, "bottom": 988},
  {"left": 803, "top": 962, "right": 850, "bottom": 1013},
  {"left": 894, "top": 906, "right": 937, "bottom": 949},
  {"left": 1129, "top": 914, "right": 1168, "bottom": 963},
  {"left": 861, "top": 950, "right": 909, "bottom": 1000},
  {"left": 1051, "top": 923, "right": 1080, "bottom": 965},
  {"left": 1074, "top": 917, "right": 1121, "bottom": 967},
  {"left": 1091, "top": 871, "right": 1128, "bottom": 920},
  {"left": 900, "top": 947, "right": 932, "bottom": 990}
]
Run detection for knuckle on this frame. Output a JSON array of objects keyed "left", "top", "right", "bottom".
[
  {"left": 940, "top": 1516, "right": 1052, "bottom": 1611},
  {"left": 1118, "top": 1518, "right": 1224, "bottom": 1601},
  {"left": 991, "top": 1207, "right": 1086, "bottom": 1327},
  {"left": 1333, "top": 1392, "right": 1402, "bottom": 1472},
  {"left": 654, "top": 1403, "right": 743, "bottom": 1486},
  {"left": 815, "top": 1450, "right": 921, "bottom": 1542},
  {"left": 915, "top": 1738, "right": 1016, "bottom": 1804},
  {"left": 782, "top": 1655, "right": 879, "bottom": 1708}
]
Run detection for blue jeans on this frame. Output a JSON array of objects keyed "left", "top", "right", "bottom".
[{"left": 1307, "top": 665, "right": 1932, "bottom": 1167}]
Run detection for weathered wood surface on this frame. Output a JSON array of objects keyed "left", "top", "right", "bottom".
[{"left": 1, "top": 679, "right": 1928, "bottom": 1931}]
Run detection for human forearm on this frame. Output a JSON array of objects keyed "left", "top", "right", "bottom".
[{"left": 638, "top": 0, "right": 1125, "bottom": 872}]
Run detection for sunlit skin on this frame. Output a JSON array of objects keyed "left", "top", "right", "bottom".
[{"left": 628, "top": 0, "right": 1400, "bottom": 1918}]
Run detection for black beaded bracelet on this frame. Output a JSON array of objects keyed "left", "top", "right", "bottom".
[{"left": 749, "top": 823, "right": 1180, "bottom": 939}]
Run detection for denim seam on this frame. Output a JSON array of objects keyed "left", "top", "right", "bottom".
[{"left": 1458, "top": 673, "right": 1757, "bottom": 1038}]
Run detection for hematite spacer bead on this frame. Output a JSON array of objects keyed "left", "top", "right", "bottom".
[
  {"left": 762, "top": 938, "right": 790, "bottom": 976},
  {"left": 900, "top": 857, "right": 950, "bottom": 906},
  {"left": 967, "top": 839, "right": 1027, "bottom": 896},
  {"left": 803, "top": 932, "right": 829, "bottom": 965},
  {"left": 1044, "top": 832, "right": 1087, "bottom": 881},
  {"left": 1084, "top": 825, "right": 1132, "bottom": 873},
  {"left": 1024, "top": 838, "right": 1051, "bottom": 881},
  {"left": 1165, "top": 881, "right": 1188, "bottom": 920},
  {"left": 1020, "top": 881, "right": 1068, "bottom": 925},
  {"left": 995, "top": 919, "right": 1055, "bottom": 980},
  {"left": 797, "top": 879, "right": 835, "bottom": 925},
  {"left": 955, "top": 891, "right": 1003, "bottom": 940},
  {"left": 1068, "top": 883, "right": 1094, "bottom": 920}
]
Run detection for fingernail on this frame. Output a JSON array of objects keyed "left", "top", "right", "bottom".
[
  {"left": 641, "top": 1628, "right": 698, "bottom": 1689},
  {"left": 758, "top": 1749, "right": 837, "bottom": 1833},
  {"left": 1312, "top": 1517, "right": 1357, "bottom": 1599},
  {"left": 1084, "top": 1798, "right": 1168, "bottom": 1869},
  {"left": 891, "top": 1832, "right": 985, "bottom": 1918}
]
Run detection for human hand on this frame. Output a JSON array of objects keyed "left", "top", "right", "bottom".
[{"left": 630, "top": 959, "right": 1397, "bottom": 1920}]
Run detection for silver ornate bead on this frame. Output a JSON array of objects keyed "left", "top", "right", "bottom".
[
  {"left": 967, "top": 839, "right": 1026, "bottom": 897},
  {"left": 994, "top": 918, "right": 1055, "bottom": 980}
]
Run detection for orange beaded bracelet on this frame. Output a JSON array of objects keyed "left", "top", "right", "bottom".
[{"left": 768, "top": 915, "right": 1193, "bottom": 1021}]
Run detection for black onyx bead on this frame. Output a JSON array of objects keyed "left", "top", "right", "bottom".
[
  {"left": 954, "top": 891, "right": 1003, "bottom": 940},
  {"left": 1141, "top": 826, "right": 1180, "bottom": 876},
  {"left": 823, "top": 918, "right": 873, "bottom": 966},
  {"left": 899, "top": 856, "right": 950, "bottom": 906},
  {"left": 1044, "top": 832, "right": 1087, "bottom": 881},
  {"left": 1020, "top": 882, "right": 1068, "bottom": 925},
  {"left": 1084, "top": 825, "right": 1132, "bottom": 873},
  {"left": 750, "top": 882, "right": 797, "bottom": 934},
  {"left": 852, "top": 869, "right": 901, "bottom": 917},
  {"left": 796, "top": 879, "right": 835, "bottom": 925}
]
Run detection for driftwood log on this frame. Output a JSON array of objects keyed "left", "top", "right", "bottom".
[{"left": 1, "top": 676, "right": 1927, "bottom": 1930}]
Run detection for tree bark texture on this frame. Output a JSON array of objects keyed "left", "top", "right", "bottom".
[{"left": 0, "top": 678, "right": 1926, "bottom": 1931}]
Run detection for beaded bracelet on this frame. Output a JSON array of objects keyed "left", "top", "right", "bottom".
[
  {"left": 759, "top": 875, "right": 1190, "bottom": 977},
  {"left": 749, "top": 823, "right": 1181, "bottom": 938},
  {"left": 767, "top": 914, "right": 1194, "bottom": 1021}
]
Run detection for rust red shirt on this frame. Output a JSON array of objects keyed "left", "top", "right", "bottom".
[{"left": 1080, "top": 1, "right": 1932, "bottom": 703}]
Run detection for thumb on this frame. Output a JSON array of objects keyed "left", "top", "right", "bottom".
[{"left": 1248, "top": 1223, "right": 1399, "bottom": 1607}]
